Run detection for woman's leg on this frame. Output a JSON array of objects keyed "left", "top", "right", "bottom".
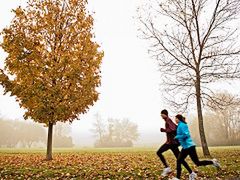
[
  {"left": 171, "top": 145, "right": 192, "bottom": 174},
  {"left": 188, "top": 146, "right": 213, "bottom": 166},
  {"left": 176, "top": 148, "right": 189, "bottom": 179}
]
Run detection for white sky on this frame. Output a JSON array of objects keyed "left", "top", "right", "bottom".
[{"left": 0, "top": 0, "right": 239, "bottom": 146}]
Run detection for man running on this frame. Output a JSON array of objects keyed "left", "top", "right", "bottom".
[{"left": 157, "top": 109, "right": 194, "bottom": 178}]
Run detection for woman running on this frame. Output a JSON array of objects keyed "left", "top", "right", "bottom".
[{"left": 171, "top": 114, "right": 221, "bottom": 180}]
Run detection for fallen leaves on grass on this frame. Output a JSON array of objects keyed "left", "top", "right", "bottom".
[{"left": 0, "top": 149, "right": 239, "bottom": 179}]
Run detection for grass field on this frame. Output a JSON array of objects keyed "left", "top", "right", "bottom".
[{"left": 0, "top": 146, "right": 239, "bottom": 179}]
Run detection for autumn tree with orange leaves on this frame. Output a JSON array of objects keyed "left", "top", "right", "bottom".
[{"left": 0, "top": 0, "right": 103, "bottom": 160}]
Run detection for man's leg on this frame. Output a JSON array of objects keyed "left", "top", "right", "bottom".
[
  {"left": 157, "top": 143, "right": 170, "bottom": 168},
  {"left": 176, "top": 148, "right": 189, "bottom": 179},
  {"left": 188, "top": 146, "right": 213, "bottom": 166},
  {"left": 171, "top": 145, "right": 193, "bottom": 174}
]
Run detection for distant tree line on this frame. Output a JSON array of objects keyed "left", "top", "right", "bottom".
[
  {"left": 91, "top": 114, "right": 139, "bottom": 148},
  {"left": 0, "top": 119, "right": 74, "bottom": 148},
  {"left": 53, "top": 123, "right": 74, "bottom": 148},
  {"left": 0, "top": 120, "right": 46, "bottom": 148},
  {"left": 189, "top": 92, "right": 240, "bottom": 146}
]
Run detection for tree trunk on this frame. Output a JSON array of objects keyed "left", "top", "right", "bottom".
[
  {"left": 224, "top": 117, "right": 229, "bottom": 140},
  {"left": 28, "top": 142, "right": 32, "bottom": 148},
  {"left": 46, "top": 122, "right": 54, "bottom": 160},
  {"left": 195, "top": 77, "right": 211, "bottom": 157}
]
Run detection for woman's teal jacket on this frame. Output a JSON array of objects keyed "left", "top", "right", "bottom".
[{"left": 175, "top": 121, "right": 196, "bottom": 149}]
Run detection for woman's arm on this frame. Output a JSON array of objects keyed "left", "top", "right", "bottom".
[{"left": 175, "top": 124, "right": 190, "bottom": 140}]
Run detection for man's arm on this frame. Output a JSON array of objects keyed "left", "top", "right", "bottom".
[{"left": 161, "top": 118, "right": 176, "bottom": 133}]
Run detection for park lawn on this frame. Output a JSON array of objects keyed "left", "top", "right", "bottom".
[{"left": 0, "top": 147, "right": 239, "bottom": 179}]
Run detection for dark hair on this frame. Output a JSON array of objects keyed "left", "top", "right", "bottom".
[
  {"left": 161, "top": 109, "right": 168, "bottom": 116},
  {"left": 175, "top": 114, "right": 186, "bottom": 123}
]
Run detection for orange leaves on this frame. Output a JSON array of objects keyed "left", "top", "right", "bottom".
[
  {"left": 13, "top": 7, "right": 24, "bottom": 17},
  {"left": 0, "top": 148, "right": 239, "bottom": 179},
  {"left": 0, "top": 0, "right": 103, "bottom": 125}
]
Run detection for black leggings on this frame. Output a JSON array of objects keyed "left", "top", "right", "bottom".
[
  {"left": 177, "top": 146, "right": 213, "bottom": 178},
  {"left": 157, "top": 143, "right": 192, "bottom": 173}
]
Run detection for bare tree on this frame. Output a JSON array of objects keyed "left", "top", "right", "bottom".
[
  {"left": 54, "top": 122, "right": 72, "bottom": 137},
  {"left": 91, "top": 113, "right": 106, "bottom": 144},
  {"left": 91, "top": 116, "right": 139, "bottom": 148},
  {"left": 113, "top": 118, "right": 139, "bottom": 144},
  {"left": 207, "top": 92, "right": 240, "bottom": 140},
  {"left": 138, "top": 0, "right": 240, "bottom": 156}
]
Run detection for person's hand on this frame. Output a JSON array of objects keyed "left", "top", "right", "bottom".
[{"left": 160, "top": 128, "right": 165, "bottom": 132}]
